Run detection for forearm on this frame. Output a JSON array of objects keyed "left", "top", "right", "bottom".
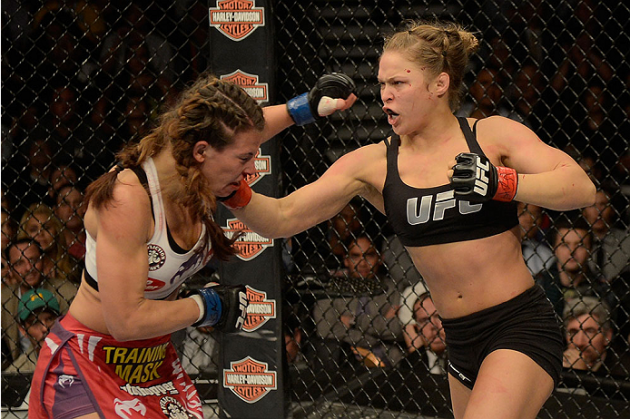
[
  {"left": 108, "top": 297, "right": 200, "bottom": 341},
  {"left": 515, "top": 164, "right": 596, "bottom": 211},
  {"left": 232, "top": 187, "right": 347, "bottom": 239},
  {"left": 261, "top": 105, "right": 294, "bottom": 142}
]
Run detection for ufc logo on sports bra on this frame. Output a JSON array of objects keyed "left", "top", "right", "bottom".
[{"left": 407, "top": 190, "right": 482, "bottom": 225}]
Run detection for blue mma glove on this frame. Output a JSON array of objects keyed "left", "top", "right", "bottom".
[
  {"left": 287, "top": 72, "right": 356, "bottom": 126},
  {"left": 191, "top": 283, "right": 248, "bottom": 333}
]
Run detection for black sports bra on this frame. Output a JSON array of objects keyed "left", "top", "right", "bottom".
[{"left": 382, "top": 117, "right": 518, "bottom": 247}]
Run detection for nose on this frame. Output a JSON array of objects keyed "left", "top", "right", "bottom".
[
  {"left": 381, "top": 86, "right": 393, "bottom": 103},
  {"left": 572, "top": 331, "right": 589, "bottom": 349},
  {"left": 243, "top": 159, "right": 257, "bottom": 176}
]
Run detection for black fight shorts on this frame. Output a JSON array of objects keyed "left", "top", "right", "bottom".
[{"left": 442, "top": 285, "right": 563, "bottom": 390}]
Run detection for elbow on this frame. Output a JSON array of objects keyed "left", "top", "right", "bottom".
[{"left": 106, "top": 317, "right": 142, "bottom": 342}]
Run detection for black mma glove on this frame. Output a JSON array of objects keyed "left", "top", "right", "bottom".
[
  {"left": 287, "top": 73, "right": 356, "bottom": 126},
  {"left": 190, "top": 283, "right": 248, "bottom": 333},
  {"left": 450, "top": 152, "right": 519, "bottom": 203}
]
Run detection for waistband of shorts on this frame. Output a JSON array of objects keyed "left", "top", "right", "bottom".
[
  {"left": 441, "top": 285, "right": 546, "bottom": 329},
  {"left": 59, "top": 312, "right": 171, "bottom": 347}
]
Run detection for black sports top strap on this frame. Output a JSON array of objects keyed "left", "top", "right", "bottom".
[{"left": 456, "top": 117, "right": 484, "bottom": 155}]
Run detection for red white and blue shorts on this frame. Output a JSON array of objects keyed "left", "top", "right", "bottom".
[{"left": 29, "top": 313, "right": 204, "bottom": 418}]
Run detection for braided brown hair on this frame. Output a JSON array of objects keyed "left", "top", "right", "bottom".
[
  {"left": 85, "top": 75, "right": 265, "bottom": 260},
  {"left": 383, "top": 20, "right": 480, "bottom": 111}
]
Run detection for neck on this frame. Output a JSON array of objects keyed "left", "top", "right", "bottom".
[{"left": 402, "top": 113, "right": 459, "bottom": 152}]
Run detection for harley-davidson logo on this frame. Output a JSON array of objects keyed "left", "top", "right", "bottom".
[
  {"left": 243, "top": 287, "right": 276, "bottom": 332},
  {"left": 223, "top": 357, "right": 277, "bottom": 403},
  {"left": 241, "top": 148, "right": 270, "bottom": 187},
  {"left": 221, "top": 70, "right": 269, "bottom": 104},
  {"left": 223, "top": 219, "right": 273, "bottom": 261},
  {"left": 209, "top": 0, "right": 264, "bottom": 41}
]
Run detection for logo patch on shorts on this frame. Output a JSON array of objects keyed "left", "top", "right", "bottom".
[
  {"left": 147, "top": 245, "right": 166, "bottom": 271},
  {"left": 114, "top": 398, "right": 147, "bottom": 418},
  {"left": 58, "top": 374, "right": 75, "bottom": 388},
  {"left": 160, "top": 396, "right": 194, "bottom": 418}
]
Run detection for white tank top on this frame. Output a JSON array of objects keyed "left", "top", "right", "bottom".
[{"left": 84, "top": 158, "right": 213, "bottom": 299}]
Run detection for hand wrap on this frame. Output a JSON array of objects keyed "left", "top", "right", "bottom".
[
  {"left": 450, "top": 152, "right": 518, "bottom": 203},
  {"left": 191, "top": 283, "right": 248, "bottom": 333},
  {"left": 217, "top": 179, "right": 252, "bottom": 210},
  {"left": 286, "top": 73, "right": 355, "bottom": 126}
]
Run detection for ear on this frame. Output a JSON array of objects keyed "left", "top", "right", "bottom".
[
  {"left": 431, "top": 72, "right": 450, "bottom": 97},
  {"left": 193, "top": 141, "right": 210, "bottom": 163}
]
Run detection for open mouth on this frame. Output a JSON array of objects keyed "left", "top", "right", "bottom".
[{"left": 384, "top": 108, "right": 399, "bottom": 125}]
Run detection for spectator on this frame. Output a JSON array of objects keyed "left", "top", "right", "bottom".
[
  {"left": 2, "top": 239, "right": 77, "bottom": 361},
  {"left": 5, "top": 288, "right": 60, "bottom": 373},
  {"left": 46, "top": 161, "right": 79, "bottom": 208},
  {"left": 381, "top": 234, "right": 422, "bottom": 294},
  {"left": 54, "top": 184, "right": 87, "bottom": 261},
  {"left": 327, "top": 199, "right": 365, "bottom": 270},
  {"left": 312, "top": 235, "right": 404, "bottom": 370},
  {"left": 1, "top": 198, "right": 17, "bottom": 287},
  {"left": 536, "top": 216, "right": 610, "bottom": 318},
  {"left": 6, "top": 138, "right": 54, "bottom": 216},
  {"left": 30, "top": 80, "right": 111, "bottom": 181},
  {"left": 25, "top": 7, "right": 100, "bottom": 97},
  {"left": 506, "top": 60, "right": 544, "bottom": 129},
  {"left": 2, "top": 208, "right": 17, "bottom": 252},
  {"left": 456, "top": 68, "right": 508, "bottom": 120},
  {"left": 563, "top": 296, "right": 630, "bottom": 378},
  {"left": 398, "top": 281, "right": 447, "bottom": 376},
  {"left": 18, "top": 203, "right": 80, "bottom": 283},
  {"left": 582, "top": 186, "right": 630, "bottom": 282},
  {"left": 518, "top": 202, "right": 555, "bottom": 276},
  {"left": 31, "top": 0, "right": 106, "bottom": 46},
  {"left": 180, "top": 325, "right": 218, "bottom": 376}
]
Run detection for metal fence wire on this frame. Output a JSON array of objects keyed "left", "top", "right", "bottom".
[{"left": 2, "top": 0, "right": 630, "bottom": 418}]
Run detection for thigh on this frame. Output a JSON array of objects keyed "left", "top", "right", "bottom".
[
  {"left": 448, "top": 373, "right": 472, "bottom": 419},
  {"left": 464, "top": 349, "right": 554, "bottom": 419}
]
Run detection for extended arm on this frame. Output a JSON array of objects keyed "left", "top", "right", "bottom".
[{"left": 230, "top": 146, "right": 383, "bottom": 239}]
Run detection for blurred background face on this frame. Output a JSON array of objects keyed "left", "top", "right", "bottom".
[
  {"left": 413, "top": 297, "right": 445, "bottom": 354},
  {"left": 469, "top": 68, "right": 502, "bottom": 109},
  {"left": 49, "top": 166, "right": 78, "bottom": 198},
  {"left": 55, "top": 186, "right": 85, "bottom": 230},
  {"left": 8, "top": 243, "right": 43, "bottom": 287},
  {"left": 518, "top": 203, "right": 543, "bottom": 240},
  {"left": 554, "top": 228, "right": 591, "bottom": 274},
  {"left": 583, "top": 191, "right": 615, "bottom": 235},
  {"left": 1, "top": 253, "right": 9, "bottom": 281},
  {"left": 23, "top": 311, "right": 57, "bottom": 348},
  {"left": 2, "top": 211, "right": 15, "bottom": 250},
  {"left": 344, "top": 237, "right": 381, "bottom": 279},
  {"left": 23, "top": 213, "right": 56, "bottom": 252},
  {"left": 566, "top": 314, "right": 611, "bottom": 366}
]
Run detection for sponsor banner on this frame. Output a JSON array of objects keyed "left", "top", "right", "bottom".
[
  {"left": 209, "top": 0, "right": 265, "bottom": 41},
  {"left": 243, "top": 286, "right": 276, "bottom": 332},
  {"left": 211, "top": 0, "right": 286, "bottom": 415},
  {"left": 223, "top": 356, "right": 277, "bottom": 403},
  {"left": 222, "top": 218, "right": 273, "bottom": 261},
  {"left": 220, "top": 70, "right": 269, "bottom": 104}
]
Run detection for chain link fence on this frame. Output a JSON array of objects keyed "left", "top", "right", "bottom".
[{"left": 2, "top": 0, "right": 629, "bottom": 418}]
